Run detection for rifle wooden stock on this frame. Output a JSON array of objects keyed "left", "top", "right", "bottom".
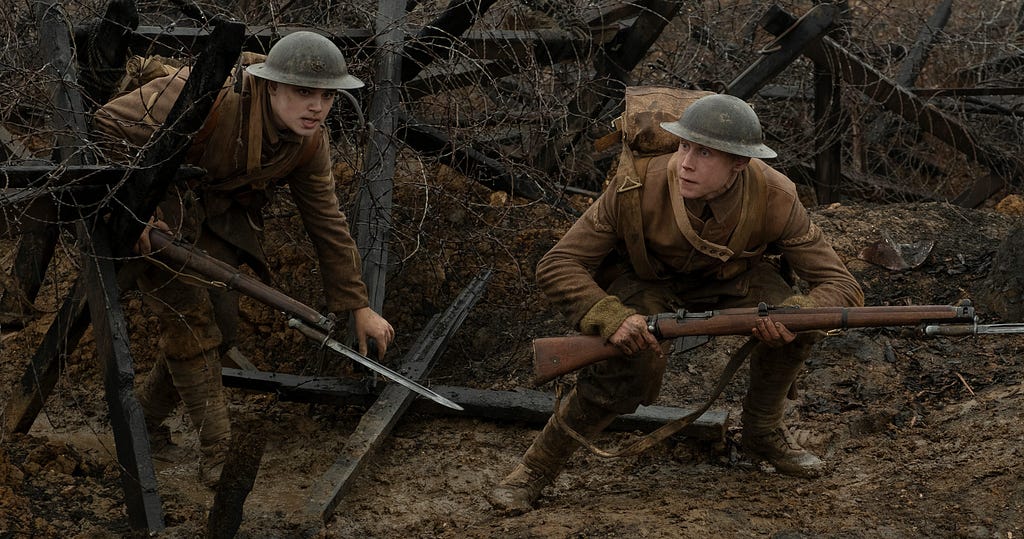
[
  {"left": 532, "top": 302, "right": 976, "bottom": 386},
  {"left": 147, "top": 229, "right": 335, "bottom": 332}
]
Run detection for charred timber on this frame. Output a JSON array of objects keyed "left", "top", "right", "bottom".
[{"left": 221, "top": 369, "right": 728, "bottom": 442}]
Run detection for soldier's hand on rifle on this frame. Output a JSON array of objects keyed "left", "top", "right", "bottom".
[
  {"left": 752, "top": 316, "right": 796, "bottom": 347},
  {"left": 609, "top": 313, "right": 661, "bottom": 357},
  {"left": 353, "top": 306, "right": 395, "bottom": 361},
  {"left": 134, "top": 211, "right": 170, "bottom": 255}
]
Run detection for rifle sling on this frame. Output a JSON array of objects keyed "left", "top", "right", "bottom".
[{"left": 554, "top": 337, "right": 758, "bottom": 458}]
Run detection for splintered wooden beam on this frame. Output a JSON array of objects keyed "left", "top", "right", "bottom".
[
  {"left": 401, "top": 0, "right": 499, "bottom": 82},
  {"left": 304, "top": 270, "right": 493, "bottom": 521},
  {"left": 397, "top": 112, "right": 561, "bottom": 206},
  {"left": 763, "top": 5, "right": 1023, "bottom": 207},
  {"left": 723, "top": 3, "right": 842, "bottom": 204},
  {"left": 222, "top": 369, "right": 729, "bottom": 441},
  {"left": 725, "top": 4, "right": 838, "bottom": 100}
]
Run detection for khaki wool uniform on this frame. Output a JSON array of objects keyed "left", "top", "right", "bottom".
[
  {"left": 92, "top": 55, "right": 369, "bottom": 477},
  {"left": 536, "top": 150, "right": 864, "bottom": 427}
]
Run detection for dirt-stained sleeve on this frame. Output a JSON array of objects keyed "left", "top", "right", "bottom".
[
  {"left": 536, "top": 187, "right": 624, "bottom": 329},
  {"left": 771, "top": 189, "right": 864, "bottom": 308},
  {"left": 286, "top": 130, "right": 370, "bottom": 313}
]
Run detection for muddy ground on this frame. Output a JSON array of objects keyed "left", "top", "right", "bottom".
[
  {"left": 2, "top": 184, "right": 1024, "bottom": 538},
  {"left": 3, "top": 0, "right": 1024, "bottom": 537}
]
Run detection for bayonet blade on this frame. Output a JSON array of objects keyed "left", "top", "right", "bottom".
[
  {"left": 288, "top": 318, "right": 464, "bottom": 411},
  {"left": 925, "top": 322, "right": 1024, "bottom": 336}
]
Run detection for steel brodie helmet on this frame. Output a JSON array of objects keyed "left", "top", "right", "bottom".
[
  {"left": 246, "top": 31, "right": 364, "bottom": 90},
  {"left": 659, "top": 93, "right": 777, "bottom": 159}
]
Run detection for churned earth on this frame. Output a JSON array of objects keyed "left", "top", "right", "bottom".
[{"left": 2, "top": 181, "right": 1023, "bottom": 537}]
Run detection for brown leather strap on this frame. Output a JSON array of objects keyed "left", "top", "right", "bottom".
[
  {"left": 555, "top": 337, "right": 758, "bottom": 459},
  {"left": 616, "top": 149, "right": 664, "bottom": 280},
  {"left": 668, "top": 163, "right": 768, "bottom": 265},
  {"left": 594, "top": 126, "right": 623, "bottom": 153}
]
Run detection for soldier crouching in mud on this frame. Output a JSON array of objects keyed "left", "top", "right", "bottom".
[
  {"left": 92, "top": 31, "right": 394, "bottom": 488},
  {"left": 488, "top": 93, "right": 864, "bottom": 514}
]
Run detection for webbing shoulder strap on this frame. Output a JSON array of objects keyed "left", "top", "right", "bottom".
[{"left": 615, "top": 149, "right": 663, "bottom": 280}]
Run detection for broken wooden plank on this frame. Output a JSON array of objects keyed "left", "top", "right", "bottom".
[
  {"left": 397, "top": 111, "right": 557, "bottom": 205},
  {"left": 763, "top": 5, "right": 1024, "bottom": 206},
  {"left": 864, "top": 0, "right": 952, "bottom": 147},
  {"left": 221, "top": 369, "right": 728, "bottom": 442},
  {"left": 305, "top": 270, "right": 493, "bottom": 521},
  {"left": 401, "top": 0, "right": 499, "bottom": 82}
]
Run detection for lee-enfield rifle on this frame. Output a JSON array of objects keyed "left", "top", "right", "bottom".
[
  {"left": 146, "top": 229, "right": 463, "bottom": 411},
  {"left": 532, "top": 301, "right": 981, "bottom": 386}
]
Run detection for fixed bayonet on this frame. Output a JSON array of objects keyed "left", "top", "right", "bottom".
[
  {"left": 287, "top": 318, "right": 464, "bottom": 411},
  {"left": 924, "top": 322, "right": 1024, "bottom": 336}
]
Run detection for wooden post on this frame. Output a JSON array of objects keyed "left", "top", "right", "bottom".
[
  {"left": 352, "top": 0, "right": 406, "bottom": 317},
  {"left": 812, "top": 60, "right": 843, "bottom": 205},
  {"left": 79, "top": 221, "right": 164, "bottom": 532}
]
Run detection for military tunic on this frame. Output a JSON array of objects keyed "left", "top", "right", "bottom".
[
  {"left": 93, "top": 57, "right": 368, "bottom": 314},
  {"left": 536, "top": 151, "right": 864, "bottom": 414}
]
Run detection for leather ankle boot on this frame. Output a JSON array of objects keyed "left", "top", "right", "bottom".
[
  {"left": 488, "top": 390, "right": 616, "bottom": 514},
  {"left": 742, "top": 338, "right": 824, "bottom": 478},
  {"left": 743, "top": 426, "right": 823, "bottom": 478}
]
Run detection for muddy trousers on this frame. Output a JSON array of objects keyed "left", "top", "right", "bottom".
[
  {"left": 742, "top": 336, "right": 816, "bottom": 436},
  {"left": 136, "top": 349, "right": 230, "bottom": 461},
  {"left": 135, "top": 244, "right": 233, "bottom": 484}
]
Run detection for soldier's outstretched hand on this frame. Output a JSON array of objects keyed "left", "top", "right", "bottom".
[{"left": 353, "top": 306, "right": 395, "bottom": 361}]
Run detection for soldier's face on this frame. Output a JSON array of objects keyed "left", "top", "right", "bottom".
[
  {"left": 267, "top": 82, "right": 337, "bottom": 137},
  {"left": 673, "top": 139, "right": 748, "bottom": 201}
]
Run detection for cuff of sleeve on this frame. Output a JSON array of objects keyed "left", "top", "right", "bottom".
[{"left": 579, "top": 295, "right": 637, "bottom": 340}]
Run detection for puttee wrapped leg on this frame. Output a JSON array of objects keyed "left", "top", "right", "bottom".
[
  {"left": 487, "top": 389, "right": 617, "bottom": 515},
  {"left": 741, "top": 335, "right": 824, "bottom": 478}
]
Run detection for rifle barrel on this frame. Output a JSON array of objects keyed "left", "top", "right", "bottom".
[{"left": 148, "top": 229, "right": 334, "bottom": 331}]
